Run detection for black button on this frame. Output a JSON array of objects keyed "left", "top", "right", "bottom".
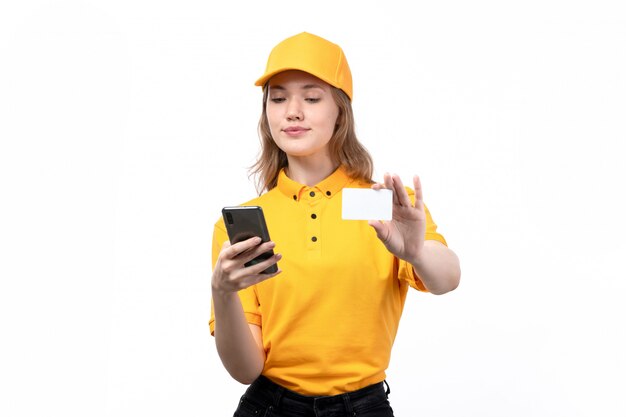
[
  {"left": 309, "top": 191, "right": 315, "bottom": 197},
  {"left": 311, "top": 213, "right": 317, "bottom": 219},
  {"left": 326, "top": 191, "right": 331, "bottom": 196},
  {"left": 293, "top": 195, "right": 297, "bottom": 200},
  {"left": 311, "top": 236, "right": 317, "bottom": 242}
]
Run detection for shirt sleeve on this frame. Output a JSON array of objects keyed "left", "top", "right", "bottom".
[
  {"left": 209, "top": 220, "right": 263, "bottom": 336},
  {"left": 397, "top": 186, "right": 448, "bottom": 292}
]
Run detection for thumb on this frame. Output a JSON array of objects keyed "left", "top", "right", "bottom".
[{"left": 368, "top": 220, "right": 389, "bottom": 242}]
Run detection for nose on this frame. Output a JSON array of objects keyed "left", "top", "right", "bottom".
[{"left": 286, "top": 100, "right": 303, "bottom": 121}]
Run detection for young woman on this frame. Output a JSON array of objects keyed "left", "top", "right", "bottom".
[{"left": 210, "top": 32, "right": 461, "bottom": 417}]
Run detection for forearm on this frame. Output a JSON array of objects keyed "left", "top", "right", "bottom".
[
  {"left": 212, "top": 290, "right": 265, "bottom": 384},
  {"left": 410, "top": 241, "right": 461, "bottom": 295}
]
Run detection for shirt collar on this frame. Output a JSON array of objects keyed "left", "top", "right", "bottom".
[{"left": 277, "top": 166, "right": 352, "bottom": 201}]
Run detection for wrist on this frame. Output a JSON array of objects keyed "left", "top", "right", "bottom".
[
  {"left": 405, "top": 247, "right": 426, "bottom": 268},
  {"left": 211, "top": 283, "right": 236, "bottom": 300}
]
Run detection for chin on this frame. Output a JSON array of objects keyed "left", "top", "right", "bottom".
[{"left": 277, "top": 145, "right": 314, "bottom": 157}]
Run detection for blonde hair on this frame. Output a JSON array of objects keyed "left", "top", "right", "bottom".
[{"left": 249, "top": 87, "right": 374, "bottom": 194}]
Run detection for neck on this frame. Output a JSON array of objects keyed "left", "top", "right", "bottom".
[{"left": 285, "top": 155, "right": 338, "bottom": 187}]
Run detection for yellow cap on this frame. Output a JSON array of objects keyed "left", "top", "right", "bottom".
[{"left": 255, "top": 32, "right": 353, "bottom": 100}]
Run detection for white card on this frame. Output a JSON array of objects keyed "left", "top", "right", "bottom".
[{"left": 342, "top": 188, "right": 393, "bottom": 220}]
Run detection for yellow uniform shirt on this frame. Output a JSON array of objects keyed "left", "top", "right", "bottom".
[{"left": 210, "top": 166, "right": 447, "bottom": 395}]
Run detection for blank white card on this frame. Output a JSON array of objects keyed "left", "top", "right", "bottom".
[{"left": 341, "top": 188, "right": 393, "bottom": 220}]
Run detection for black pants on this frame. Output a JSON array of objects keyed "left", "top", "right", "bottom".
[{"left": 233, "top": 375, "right": 394, "bottom": 417}]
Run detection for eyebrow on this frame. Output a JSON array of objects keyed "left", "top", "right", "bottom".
[{"left": 269, "top": 84, "right": 325, "bottom": 91}]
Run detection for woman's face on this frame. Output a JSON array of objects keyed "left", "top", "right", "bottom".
[{"left": 266, "top": 70, "right": 339, "bottom": 161}]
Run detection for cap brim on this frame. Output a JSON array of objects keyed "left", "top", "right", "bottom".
[
  {"left": 254, "top": 67, "right": 342, "bottom": 92},
  {"left": 254, "top": 67, "right": 302, "bottom": 87}
]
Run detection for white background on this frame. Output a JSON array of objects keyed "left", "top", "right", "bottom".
[{"left": 1, "top": 1, "right": 625, "bottom": 416}]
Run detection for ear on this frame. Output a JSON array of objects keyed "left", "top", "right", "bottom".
[{"left": 335, "top": 109, "right": 343, "bottom": 126}]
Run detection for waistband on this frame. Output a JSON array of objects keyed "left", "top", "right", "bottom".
[{"left": 245, "top": 375, "right": 391, "bottom": 414}]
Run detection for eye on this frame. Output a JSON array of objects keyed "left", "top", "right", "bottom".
[
  {"left": 270, "top": 97, "right": 286, "bottom": 103},
  {"left": 305, "top": 98, "right": 321, "bottom": 103}
]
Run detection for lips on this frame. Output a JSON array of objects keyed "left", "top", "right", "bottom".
[
  {"left": 282, "top": 126, "right": 310, "bottom": 137},
  {"left": 283, "top": 126, "right": 309, "bottom": 133}
]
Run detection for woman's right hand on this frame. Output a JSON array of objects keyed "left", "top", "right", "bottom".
[{"left": 211, "top": 237, "right": 282, "bottom": 295}]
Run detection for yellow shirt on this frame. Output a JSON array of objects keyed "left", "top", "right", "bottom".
[{"left": 210, "top": 166, "right": 447, "bottom": 395}]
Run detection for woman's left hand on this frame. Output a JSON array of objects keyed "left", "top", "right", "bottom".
[{"left": 368, "top": 173, "right": 426, "bottom": 265}]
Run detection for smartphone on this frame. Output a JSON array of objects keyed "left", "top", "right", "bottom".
[{"left": 222, "top": 206, "right": 278, "bottom": 274}]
